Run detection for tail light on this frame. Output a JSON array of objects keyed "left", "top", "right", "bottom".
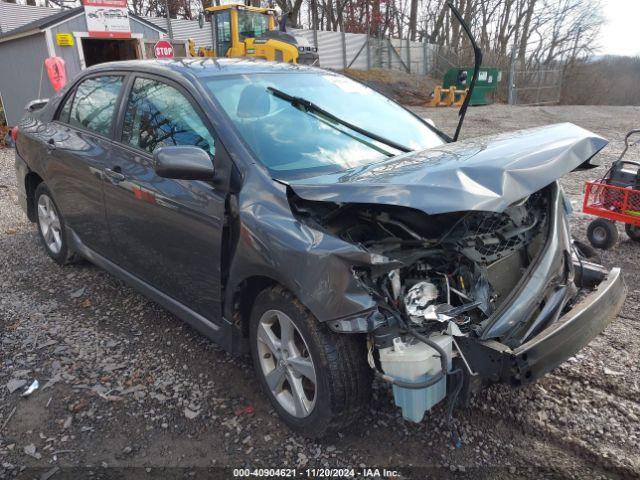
[{"left": 11, "top": 126, "right": 18, "bottom": 142}]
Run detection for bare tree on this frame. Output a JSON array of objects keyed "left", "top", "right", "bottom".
[
  {"left": 408, "top": 0, "right": 418, "bottom": 40},
  {"left": 273, "top": 0, "right": 304, "bottom": 27}
]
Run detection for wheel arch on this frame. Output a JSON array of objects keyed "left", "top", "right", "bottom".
[
  {"left": 25, "top": 171, "right": 44, "bottom": 222},
  {"left": 230, "top": 274, "right": 281, "bottom": 339}
]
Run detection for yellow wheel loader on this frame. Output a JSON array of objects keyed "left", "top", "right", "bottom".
[{"left": 188, "top": 3, "right": 319, "bottom": 65}]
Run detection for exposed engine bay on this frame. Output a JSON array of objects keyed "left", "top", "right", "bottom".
[
  {"left": 289, "top": 184, "right": 593, "bottom": 424},
  {"left": 291, "top": 186, "right": 551, "bottom": 340}
]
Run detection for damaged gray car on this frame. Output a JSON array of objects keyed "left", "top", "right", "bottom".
[{"left": 14, "top": 57, "right": 625, "bottom": 437}]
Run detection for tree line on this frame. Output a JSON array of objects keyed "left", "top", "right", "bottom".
[
  {"left": 305, "top": 0, "right": 603, "bottom": 69},
  {"left": 12, "top": 0, "right": 640, "bottom": 105},
  {"left": 9, "top": 0, "right": 603, "bottom": 69}
]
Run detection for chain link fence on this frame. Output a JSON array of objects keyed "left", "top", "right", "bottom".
[
  {"left": 507, "top": 67, "right": 564, "bottom": 106},
  {"left": 291, "top": 28, "right": 439, "bottom": 75}
]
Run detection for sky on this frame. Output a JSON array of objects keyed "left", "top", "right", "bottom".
[{"left": 598, "top": 0, "right": 640, "bottom": 56}]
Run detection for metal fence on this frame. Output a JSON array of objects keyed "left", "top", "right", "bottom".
[
  {"left": 290, "top": 28, "right": 439, "bottom": 74},
  {"left": 507, "top": 67, "right": 564, "bottom": 106}
]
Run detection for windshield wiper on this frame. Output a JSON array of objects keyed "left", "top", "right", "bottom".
[
  {"left": 267, "top": 87, "right": 411, "bottom": 154},
  {"left": 447, "top": 2, "right": 483, "bottom": 142}
]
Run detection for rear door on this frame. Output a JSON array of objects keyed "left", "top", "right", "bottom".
[
  {"left": 104, "top": 74, "right": 227, "bottom": 321},
  {"left": 45, "top": 74, "right": 125, "bottom": 256}
]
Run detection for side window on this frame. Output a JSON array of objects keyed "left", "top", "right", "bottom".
[
  {"left": 121, "top": 77, "right": 215, "bottom": 157},
  {"left": 64, "top": 76, "right": 123, "bottom": 135},
  {"left": 237, "top": 11, "right": 269, "bottom": 39}
]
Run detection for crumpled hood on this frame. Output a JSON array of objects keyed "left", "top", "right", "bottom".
[{"left": 281, "top": 123, "right": 607, "bottom": 215}]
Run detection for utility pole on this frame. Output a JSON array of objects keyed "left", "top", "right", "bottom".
[
  {"left": 311, "top": 0, "right": 318, "bottom": 50},
  {"left": 507, "top": 45, "right": 517, "bottom": 105},
  {"left": 164, "top": 0, "right": 174, "bottom": 38},
  {"left": 366, "top": 1, "right": 371, "bottom": 70}
]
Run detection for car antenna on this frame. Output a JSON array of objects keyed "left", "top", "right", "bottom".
[{"left": 447, "top": 2, "right": 483, "bottom": 142}]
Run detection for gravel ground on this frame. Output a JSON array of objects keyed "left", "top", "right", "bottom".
[{"left": 1, "top": 105, "right": 639, "bottom": 479}]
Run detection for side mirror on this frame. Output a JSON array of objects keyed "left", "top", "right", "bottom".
[
  {"left": 25, "top": 98, "right": 49, "bottom": 112},
  {"left": 153, "top": 146, "right": 214, "bottom": 180}
]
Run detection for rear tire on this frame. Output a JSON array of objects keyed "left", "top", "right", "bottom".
[
  {"left": 587, "top": 218, "right": 618, "bottom": 250},
  {"left": 249, "top": 286, "right": 371, "bottom": 437},
  {"left": 34, "top": 183, "right": 81, "bottom": 265},
  {"left": 625, "top": 223, "right": 640, "bottom": 242}
]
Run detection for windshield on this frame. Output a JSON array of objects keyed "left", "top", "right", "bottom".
[
  {"left": 237, "top": 10, "right": 270, "bottom": 39},
  {"left": 203, "top": 72, "right": 444, "bottom": 179}
]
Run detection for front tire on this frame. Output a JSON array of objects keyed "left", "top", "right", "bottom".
[
  {"left": 34, "top": 183, "right": 80, "bottom": 265},
  {"left": 587, "top": 218, "right": 618, "bottom": 250},
  {"left": 249, "top": 286, "right": 371, "bottom": 437}
]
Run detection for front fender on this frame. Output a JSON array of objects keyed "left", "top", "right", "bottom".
[{"left": 224, "top": 178, "right": 383, "bottom": 323}]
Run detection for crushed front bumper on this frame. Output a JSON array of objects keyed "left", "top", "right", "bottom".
[
  {"left": 505, "top": 266, "right": 625, "bottom": 385},
  {"left": 458, "top": 266, "right": 625, "bottom": 391}
]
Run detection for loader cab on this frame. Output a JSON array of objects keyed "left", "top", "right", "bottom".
[
  {"left": 208, "top": 4, "right": 276, "bottom": 58},
  {"left": 204, "top": 4, "right": 318, "bottom": 65}
]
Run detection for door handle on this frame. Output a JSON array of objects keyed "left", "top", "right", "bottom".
[{"left": 104, "top": 168, "right": 125, "bottom": 183}]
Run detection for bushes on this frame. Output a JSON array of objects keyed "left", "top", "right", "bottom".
[{"left": 561, "top": 56, "right": 640, "bottom": 105}]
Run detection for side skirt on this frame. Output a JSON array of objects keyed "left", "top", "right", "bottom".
[{"left": 68, "top": 229, "right": 241, "bottom": 353}]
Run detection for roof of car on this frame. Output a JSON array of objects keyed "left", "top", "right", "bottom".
[{"left": 86, "top": 58, "right": 323, "bottom": 80}]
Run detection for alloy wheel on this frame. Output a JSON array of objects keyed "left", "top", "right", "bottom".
[
  {"left": 37, "top": 194, "right": 63, "bottom": 255},
  {"left": 256, "top": 309, "right": 317, "bottom": 418}
]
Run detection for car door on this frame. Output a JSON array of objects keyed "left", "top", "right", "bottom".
[
  {"left": 213, "top": 10, "right": 232, "bottom": 57},
  {"left": 104, "top": 74, "right": 227, "bottom": 321},
  {"left": 44, "top": 74, "right": 125, "bottom": 256}
]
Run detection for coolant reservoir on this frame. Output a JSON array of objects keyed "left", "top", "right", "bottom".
[{"left": 379, "top": 335, "right": 452, "bottom": 422}]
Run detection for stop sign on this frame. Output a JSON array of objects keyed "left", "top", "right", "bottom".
[{"left": 154, "top": 40, "right": 174, "bottom": 59}]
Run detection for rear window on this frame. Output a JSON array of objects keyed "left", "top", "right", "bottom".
[{"left": 60, "top": 75, "right": 123, "bottom": 136}]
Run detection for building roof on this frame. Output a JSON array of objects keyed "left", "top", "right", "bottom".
[
  {"left": 0, "top": 5, "right": 166, "bottom": 42},
  {"left": 0, "top": 6, "right": 83, "bottom": 40},
  {"left": 0, "top": 1, "right": 61, "bottom": 34}
]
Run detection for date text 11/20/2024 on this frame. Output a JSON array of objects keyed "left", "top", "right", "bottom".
[{"left": 233, "top": 468, "right": 400, "bottom": 478}]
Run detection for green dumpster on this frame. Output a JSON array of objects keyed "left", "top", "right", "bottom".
[{"left": 442, "top": 67, "right": 502, "bottom": 106}]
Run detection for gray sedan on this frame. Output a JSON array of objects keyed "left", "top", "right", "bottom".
[{"left": 13, "top": 59, "right": 624, "bottom": 437}]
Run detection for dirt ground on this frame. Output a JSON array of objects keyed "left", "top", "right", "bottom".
[
  {"left": 1, "top": 104, "right": 640, "bottom": 480},
  {"left": 343, "top": 69, "right": 439, "bottom": 105}
]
